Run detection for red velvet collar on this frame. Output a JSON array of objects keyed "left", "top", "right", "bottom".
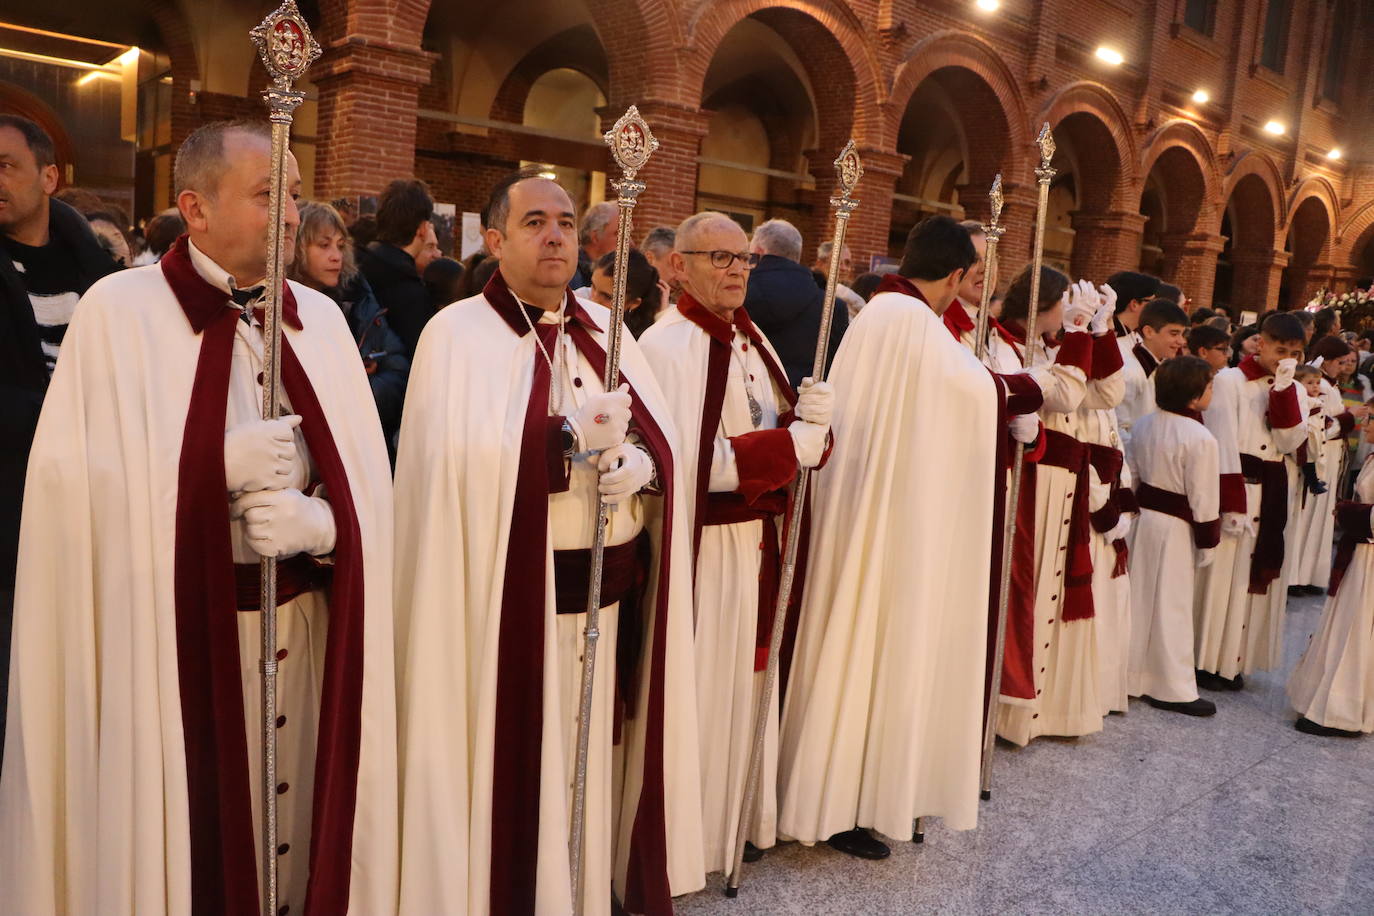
[
  {"left": 161, "top": 234, "right": 302, "bottom": 333},
  {"left": 483, "top": 266, "right": 600, "bottom": 336},
  {"left": 676, "top": 291, "right": 762, "bottom": 345},
  {"left": 1164, "top": 406, "right": 1205, "bottom": 424},
  {"left": 1000, "top": 318, "right": 1029, "bottom": 346},
  {"left": 943, "top": 298, "right": 975, "bottom": 340},
  {"left": 875, "top": 272, "right": 925, "bottom": 303},
  {"left": 1238, "top": 354, "right": 1271, "bottom": 381}
]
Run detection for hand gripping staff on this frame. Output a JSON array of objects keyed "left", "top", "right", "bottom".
[
  {"left": 247, "top": 4, "right": 319, "bottom": 915},
  {"left": 981, "top": 124, "right": 1057, "bottom": 803},
  {"left": 724, "top": 141, "right": 863, "bottom": 899},
  {"left": 568, "top": 106, "right": 658, "bottom": 916}
]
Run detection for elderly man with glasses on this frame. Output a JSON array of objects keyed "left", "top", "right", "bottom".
[{"left": 639, "top": 210, "right": 833, "bottom": 876}]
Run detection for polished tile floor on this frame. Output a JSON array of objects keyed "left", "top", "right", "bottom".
[{"left": 676, "top": 592, "right": 1374, "bottom": 915}]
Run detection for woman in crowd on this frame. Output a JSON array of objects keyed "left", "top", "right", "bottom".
[
  {"left": 290, "top": 200, "right": 410, "bottom": 457},
  {"left": 587, "top": 247, "right": 664, "bottom": 338}
]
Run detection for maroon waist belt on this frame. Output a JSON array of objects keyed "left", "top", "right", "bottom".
[
  {"left": 702, "top": 488, "right": 789, "bottom": 526},
  {"left": 1238, "top": 452, "right": 1288, "bottom": 594},
  {"left": 1328, "top": 501, "right": 1373, "bottom": 597},
  {"left": 553, "top": 532, "right": 650, "bottom": 614},
  {"left": 235, "top": 553, "right": 333, "bottom": 611},
  {"left": 1136, "top": 482, "right": 1221, "bottom": 549}
]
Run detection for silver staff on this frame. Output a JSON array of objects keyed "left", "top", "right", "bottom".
[
  {"left": 569, "top": 106, "right": 658, "bottom": 916},
  {"left": 973, "top": 174, "right": 1006, "bottom": 363},
  {"left": 248, "top": 5, "right": 318, "bottom": 915},
  {"left": 725, "top": 141, "right": 863, "bottom": 898},
  {"left": 982, "top": 124, "right": 1056, "bottom": 802}
]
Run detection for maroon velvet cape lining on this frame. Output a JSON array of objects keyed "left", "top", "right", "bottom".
[
  {"left": 162, "top": 235, "right": 365, "bottom": 916},
  {"left": 483, "top": 268, "right": 675, "bottom": 915},
  {"left": 1037, "top": 429, "right": 1096, "bottom": 621}
]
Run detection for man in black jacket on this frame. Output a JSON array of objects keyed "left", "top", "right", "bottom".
[
  {"left": 358, "top": 178, "right": 435, "bottom": 358},
  {"left": 744, "top": 218, "right": 848, "bottom": 388},
  {"left": 0, "top": 115, "right": 117, "bottom": 761}
]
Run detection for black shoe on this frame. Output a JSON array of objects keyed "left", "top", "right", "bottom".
[
  {"left": 1196, "top": 669, "right": 1244, "bottom": 692},
  {"left": 827, "top": 828, "right": 890, "bottom": 860},
  {"left": 1307, "top": 585, "right": 1327, "bottom": 596},
  {"left": 742, "top": 841, "right": 764, "bottom": 863},
  {"left": 1295, "top": 716, "right": 1362, "bottom": 738},
  {"left": 1289, "top": 585, "right": 1308, "bottom": 596},
  {"left": 1143, "top": 695, "right": 1217, "bottom": 717}
]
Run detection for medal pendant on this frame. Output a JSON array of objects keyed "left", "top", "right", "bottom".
[{"left": 748, "top": 392, "right": 763, "bottom": 428}]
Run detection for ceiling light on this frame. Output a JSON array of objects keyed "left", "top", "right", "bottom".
[
  {"left": 1095, "top": 46, "right": 1124, "bottom": 66},
  {"left": 975, "top": 0, "right": 1000, "bottom": 10},
  {"left": 1327, "top": 148, "right": 1342, "bottom": 160},
  {"left": 1263, "top": 120, "right": 1286, "bottom": 135},
  {"left": 1192, "top": 89, "right": 1210, "bottom": 104},
  {"left": 76, "top": 69, "right": 118, "bottom": 86},
  {"left": 117, "top": 46, "right": 140, "bottom": 67}
]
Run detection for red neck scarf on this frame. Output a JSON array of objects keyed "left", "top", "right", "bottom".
[
  {"left": 944, "top": 298, "right": 975, "bottom": 340},
  {"left": 162, "top": 235, "right": 366, "bottom": 916}
]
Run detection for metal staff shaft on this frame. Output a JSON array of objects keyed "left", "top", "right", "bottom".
[
  {"left": 249, "top": 6, "right": 318, "bottom": 914},
  {"left": 570, "top": 107, "right": 658, "bottom": 916},
  {"left": 725, "top": 141, "right": 863, "bottom": 899},
  {"left": 974, "top": 174, "right": 1005, "bottom": 364},
  {"left": 981, "top": 125, "right": 1056, "bottom": 802}
]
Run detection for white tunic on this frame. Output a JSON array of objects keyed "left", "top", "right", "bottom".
[
  {"left": 1126, "top": 411, "right": 1220, "bottom": 703},
  {"left": 1115, "top": 333, "right": 1154, "bottom": 447},
  {"left": 1194, "top": 364, "right": 1308, "bottom": 677},
  {"left": 1287, "top": 457, "right": 1374, "bottom": 732},
  {"left": 778, "top": 290, "right": 998, "bottom": 840},
  {"left": 1286, "top": 379, "right": 1346, "bottom": 589},
  {"left": 637, "top": 306, "right": 789, "bottom": 875}
]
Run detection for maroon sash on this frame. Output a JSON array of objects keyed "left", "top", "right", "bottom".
[
  {"left": 1136, "top": 483, "right": 1221, "bottom": 549},
  {"left": 1239, "top": 452, "right": 1289, "bottom": 595},
  {"left": 1329, "top": 501, "right": 1373, "bottom": 597},
  {"left": 1085, "top": 442, "right": 1130, "bottom": 577},
  {"left": 163, "top": 235, "right": 367, "bottom": 916},
  {"left": 1037, "top": 428, "right": 1096, "bottom": 620}
]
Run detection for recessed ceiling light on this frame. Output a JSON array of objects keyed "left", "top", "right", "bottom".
[
  {"left": 1327, "top": 148, "right": 1343, "bottom": 160},
  {"left": 1095, "top": 47, "right": 1124, "bottom": 66},
  {"left": 1263, "top": 120, "right": 1286, "bottom": 135},
  {"left": 1192, "top": 89, "right": 1210, "bottom": 104},
  {"left": 976, "top": 0, "right": 1000, "bottom": 10}
]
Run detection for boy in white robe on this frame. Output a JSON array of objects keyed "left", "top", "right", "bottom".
[
  {"left": 1126, "top": 356, "right": 1221, "bottom": 716},
  {"left": 1116, "top": 298, "right": 1189, "bottom": 446}
]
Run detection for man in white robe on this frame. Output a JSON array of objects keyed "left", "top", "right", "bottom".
[
  {"left": 392, "top": 168, "right": 704, "bottom": 915},
  {"left": 778, "top": 215, "right": 999, "bottom": 859},
  {"left": 638, "top": 212, "right": 831, "bottom": 874},
  {"left": 1194, "top": 312, "right": 1309, "bottom": 690},
  {"left": 0, "top": 119, "right": 398, "bottom": 915}
]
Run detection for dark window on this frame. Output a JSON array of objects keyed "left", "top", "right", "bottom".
[
  {"left": 1184, "top": 0, "right": 1217, "bottom": 35},
  {"left": 1321, "top": 2, "right": 1351, "bottom": 103},
  {"left": 1260, "top": 0, "right": 1291, "bottom": 72}
]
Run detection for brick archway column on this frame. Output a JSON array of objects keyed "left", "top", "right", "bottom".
[
  {"left": 313, "top": 39, "right": 435, "bottom": 200},
  {"left": 837, "top": 147, "right": 904, "bottom": 270},
  {"left": 606, "top": 101, "right": 710, "bottom": 235},
  {"left": 988, "top": 184, "right": 1041, "bottom": 284},
  {"left": 1285, "top": 263, "right": 1336, "bottom": 311},
  {"left": 1160, "top": 232, "right": 1225, "bottom": 309},
  {"left": 1069, "top": 210, "right": 1148, "bottom": 283},
  {"left": 1230, "top": 248, "right": 1289, "bottom": 313}
]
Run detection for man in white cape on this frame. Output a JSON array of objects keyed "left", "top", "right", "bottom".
[
  {"left": 778, "top": 215, "right": 999, "bottom": 858},
  {"left": 638, "top": 212, "right": 831, "bottom": 874},
  {"left": 392, "top": 169, "right": 703, "bottom": 915},
  {"left": 0, "top": 120, "right": 399, "bottom": 915}
]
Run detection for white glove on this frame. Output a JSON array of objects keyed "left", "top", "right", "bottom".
[
  {"left": 1106, "top": 514, "right": 1133, "bottom": 543},
  {"left": 1092, "top": 284, "right": 1117, "bottom": 335},
  {"left": 596, "top": 443, "right": 654, "bottom": 505},
  {"left": 224, "top": 415, "right": 302, "bottom": 493},
  {"left": 1062, "top": 279, "right": 1096, "bottom": 332},
  {"left": 1221, "top": 512, "right": 1255, "bottom": 538},
  {"left": 794, "top": 377, "right": 834, "bottom": 426},
  {"left": 231, "top": 488, "right": 336, "bottom": 558},
  {"left": 1195, "top": 547, "right": 1215, "bottom": 569},
  {"left": 789, "top": 420, "right": 828, "bottom": 469},
  {"left": 1009, "top": 413, "right": 1039, "bottom": 444},
  {"left": 1273, "top": 358, "right": 1298, "bottom": 392},
  {"left": 569, "top": 384, "right": 632, "bottom": 453}
]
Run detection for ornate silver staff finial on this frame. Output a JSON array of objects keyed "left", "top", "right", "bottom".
[
  {"left": 1036, "top": 122, "right": 1057, "bottom": 172},
  {"left": 989, "top": 173, "right": 1005, "bottom": 230},
  {"left": 251, "top": 0, "right": 321, "bottom": 89},
  {"left": 604, "top": 105, "right": 659, "bottom": 182}
]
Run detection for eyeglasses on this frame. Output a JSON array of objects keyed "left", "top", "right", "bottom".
[{"left": 680, "top": 250, "right": 761, "bottom": 270}]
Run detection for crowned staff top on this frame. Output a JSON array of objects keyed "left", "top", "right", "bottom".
[
  {"left": 834, "top": 140, "right": 863, "bottom": 199},
  {"left": 604, "top": 106, "right": 659, "bottom": 180},
  {"left": 251, "top": 0, "right": 321, "bottom": 85}
]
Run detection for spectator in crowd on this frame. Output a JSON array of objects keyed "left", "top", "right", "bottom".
[
  {"left": 350, "top": 213, "right": 378, "bottom": 251},
  {"left": 588, "top": 247, "right": 662, "bottom": 338},
  {"left": 1207, "top": 314, "right": 1232, "bottom": 334},
  {"left": 641, "top": 225, "right": 677, "bottom": 283},
  {"left": 358, "top": 178, "right": 435, "bottom": 358},
  {"left": 424, "top": 256, "right": 465, "bottom": 310},
  {"left": 1186, "top": 323, "right": 1231, "bottom": 371},
  {"left": 0, "top": 114, "right": 117, "bottom": 761},
  {"left": 86, "top": 210, "right": 131, "bottom": 266},
  {"left": 813, "top": 240, "right": 865, "bottom": 318},
  {"left": 416, "top": 220, "right": 442, "bottom": 276},
  {"left": 1310, "top": 306, "right": 1342, "bottom": 351},
  {"left": 851, "top": 271, "right": 883, "bottom": 303},
  {"left": 745, "top": 217, "right": 848, "bottom": 388},
  {"left": 133, "top": 207, "right": 187, "bottom": 265},
  {"left": 1230, "top": 325, "right": 1260, "bottom": 366},
  {"left": 1294, "top": 309, "right": 1315, "bottom": 345},
  {"left": 290, "top": 201, "right": 410, "bottom": 457},
  {"left": 450, "top": 250, "right": 491, "bottom": 302},
  {"left": 572, "top": 200, "right": 618, "bottom": 289},
  {"left": 1158, "top": 282, "right": 1186, "bottom": 312},
  {"left": 1106, "top": 270, "right": 1160, "bottom": 336},
  {"left": 468, "top": 254, "right": 499, "bottom": 295},
  {"left": 1191, "top": 306, "right": 1218, "bottom": 325}
]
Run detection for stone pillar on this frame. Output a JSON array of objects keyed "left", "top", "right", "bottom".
[
  {"left": 312, "top": 40, "right": 434, "bottom": 200},
  {"left": 1285, "top": 263, "right": 1336, "bottom": 310},
  {"left": 841, "top": 147, "right": 906, "bottom": 271},
  {"left": 607, "top": 100, "right": 710, "bottom": 236},
  {"left": 1068, "top": 210, "right": 1149, "bottom": 284},
  {"left": 1159, "top": 232, "right": 1226, "bottom": 310},
  {"left": 1229, "top": 248, "right": 1290, "bottom": 314}
]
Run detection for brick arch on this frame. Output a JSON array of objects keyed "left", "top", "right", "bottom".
[
  {"left": 1286, "top": 176, "right": 1339, "bottom": 235},
  {"left": 681, "top": 0, "right": 885, "bottom": 146},
  {"left": 1220, "top": 150, "right": 1284, "bottom": 236},
  {"left": 318, "top": 0, "right": 432, "bottom": 48},
  {"left": 1139, "top": 119, "right": 1220, "bottom": 232},
  {"left": 1340, "top": 200, "right": 1374, "bottom": 253},
  {"left": 888, "top": 30, "right": 1029, "bottom": 181},
  {"left": 488, "top": 27, "right": 610, "bottom": 123},
  {"left": 1039, "top": 81, "right": 1137, "bottom": 211},
  {"left": 600, "top": 0, "right": 682, "bottom": 108}
]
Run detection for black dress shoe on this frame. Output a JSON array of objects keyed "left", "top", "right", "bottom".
[
  {"left": 742, "top": 841, "right": 764, "bottom": 863},
  {"left": 827, "top": 828, "right": 890, "bottom": 860},
  {"left": 1295, "top": 716, "right": 1362, "bottom": 738},
  {"left": 1288, "top": 585, "right": 1308, "bottom": 596},
  {"left": 1195, "top": 669, "right": 1244, "bottom": 692},
  {"left": 1142, "top": 695, "right": 1217, "bottom": 717}
]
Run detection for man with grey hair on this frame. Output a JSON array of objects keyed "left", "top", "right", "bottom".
[
  {"left": 641, "top": 224, "right": 679, "bottom": 292},
  {"left": 813, "top": 240, "right": 864, "bottom": 319},
  {"left": 0, "top": 118, "right": 400, "bottom": 912},
  {"left": 745, "top": 217, "right": 848, "bottom": 388},
  {"left": 573, "top": 199, "right": 619, "bottom": 289}
]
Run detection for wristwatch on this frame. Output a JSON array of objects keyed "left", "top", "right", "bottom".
[{"left": 561, "top": 418, "right": 578, "bottom": 458}]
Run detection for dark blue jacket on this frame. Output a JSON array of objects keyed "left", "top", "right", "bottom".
[
  {"left": 743, "top": 254, "right": 848, "bottom": 389},
  {"left": 327, "top": 273, "right": 410, "bottom": 452}
]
